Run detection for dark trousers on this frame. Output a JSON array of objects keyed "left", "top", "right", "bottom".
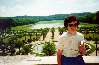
[{"left": 61, "top": 55, "right": 86, "bottom": 65}]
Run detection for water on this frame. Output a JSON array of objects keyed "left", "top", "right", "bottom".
[
  {"left": 33, "top": 43, "right": 44, "bottom": 53},
  {"left": 31, "top": 23, "right": 64, "bottom": 29}
]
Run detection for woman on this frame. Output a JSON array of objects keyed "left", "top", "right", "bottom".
[{"left": 57, "top": 16, "right": 86, "bottom": 65}]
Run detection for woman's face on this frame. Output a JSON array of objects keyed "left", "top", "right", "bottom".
[{"left": 67, "top": 21, "right": 78, "bottom": 33}]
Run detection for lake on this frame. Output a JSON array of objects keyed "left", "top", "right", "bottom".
[{"left": 31, "top": 20, "right": 64, "bottom": 29}]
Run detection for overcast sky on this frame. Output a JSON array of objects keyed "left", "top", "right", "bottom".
[{"left": 0, "top": 0, "right": 99, "bottom": 17}]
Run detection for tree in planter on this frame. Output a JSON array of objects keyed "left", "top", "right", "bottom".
[
  {"left": 42, "top": 41, "right": 56, "bottom": 56},
  {"left": 58, "top": 27, "right": 66, "bottom": 35},
  {"left": 42, "top": 28, "right": 49, "bottom": 40},
  {"left": 50, "top": 27, "right": 55, "bottom": 39}
]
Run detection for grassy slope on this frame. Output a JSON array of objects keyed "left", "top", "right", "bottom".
[
  {"left": 37, "top": 20, "right": 64, "bottom": 24},
  {"left": 11, "top": 24, "right": 33, "bottom": 31}
]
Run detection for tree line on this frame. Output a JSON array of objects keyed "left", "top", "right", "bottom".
[
  {"left": 0, "top": 11, "right": 99, "bottom": 31},
  {"left": 0, "top": 17, "right": 39, "bottom": 31}
]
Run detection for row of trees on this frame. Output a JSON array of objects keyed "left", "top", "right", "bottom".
[
  {"left": 0, "top": 28, "right": 49, "bottom": 56},
  {"left": 0, "top": 25, "right": 99, "bottom": 56},
  {"left": 58, "top": 25, "right": 99, "bottom": 41}
]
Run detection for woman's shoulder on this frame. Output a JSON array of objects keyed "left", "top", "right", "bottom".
[
  {"left": 76, "top": 32, "right": 84, "bottom": 40},
  {"left": 76, "top": 32, "right": 84, "bottom": 37},
  {"left": 60, "top": 32, "right": 68, "bottom": 38}
]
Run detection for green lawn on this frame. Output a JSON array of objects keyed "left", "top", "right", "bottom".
[
  {"left": 11, "top": 24, "right": 32, "bottom": 31},
  {"left": 37, "top": 20, "right": 64, "bottom": 24}
]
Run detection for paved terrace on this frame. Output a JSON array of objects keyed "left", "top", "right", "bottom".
[
  {"left": 31, "top": 56, "right": 99, "bottom": 65},
  {"left": 8, "top": 56, "right": 99, "bottom": 65}
]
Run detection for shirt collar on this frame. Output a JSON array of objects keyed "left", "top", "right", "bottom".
[{"left": 67, "top": 31, "right": 77, "bottom": 36}]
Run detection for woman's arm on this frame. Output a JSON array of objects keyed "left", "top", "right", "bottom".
[{"left": 57, "top": 49, "right": 62, "bottom": 65}]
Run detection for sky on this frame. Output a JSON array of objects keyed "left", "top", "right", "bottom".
[{"left": 0, "top": 0, "right": 99, "bottom": 17}]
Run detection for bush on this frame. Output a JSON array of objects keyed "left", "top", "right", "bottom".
[
  {"left": 42, "top": 41, "right": 56, "bottom": 56},
  {"left": 21, "top": 44, "right": 33, "bottom": 55},
  {"left": 85, "top": 42, "right": 96, "bottom": 55}
]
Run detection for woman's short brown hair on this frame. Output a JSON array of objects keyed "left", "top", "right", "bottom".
[{"left": 64, "top": 16, "right": 79, "bottom": 28}]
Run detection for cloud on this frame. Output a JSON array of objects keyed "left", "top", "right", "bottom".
[{"left": 0, "top": 0, "right": 99, "bottom": 17}]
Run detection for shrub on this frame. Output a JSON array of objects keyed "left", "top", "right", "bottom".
[
  {"left": 42, "top": 41, "right": 56, "bottom": 56},
  {"left": 21, "top": 44, "right": 33, "bottom": 55},
  {"left": 85, "top": 42, "right": 96, "bottom": 55}
]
